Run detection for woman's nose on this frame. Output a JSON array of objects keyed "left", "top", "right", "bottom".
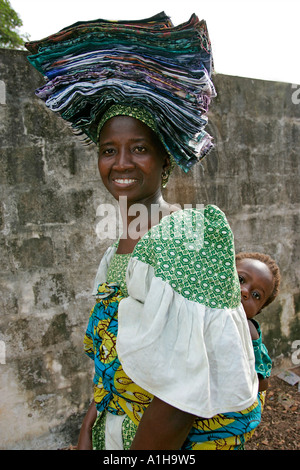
[{"left": 112, "top": 148, "right": 135, "bottom": 170}]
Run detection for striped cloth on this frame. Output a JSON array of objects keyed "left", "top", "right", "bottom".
[{"left": 25, "top": 12, "right": 216, "bottom": 172}]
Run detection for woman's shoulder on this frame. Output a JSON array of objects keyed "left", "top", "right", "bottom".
[
  {"left": 142, "top": 204, "right": 229, "bottom": 240},
  {"left": 166, "top": 203, "right": 227, "bottom": 221},
  {"left": 133, "top": 204, "right": 232, "bottom": 257},
  {"left": 92, "top": 243, "right": 118, "bottom": 294},
  {"left": 130, "top": 204, "right": 239, "bottom": 308},
  {"left": 160, "top": 204, "right": 231, "bottom": 235}
]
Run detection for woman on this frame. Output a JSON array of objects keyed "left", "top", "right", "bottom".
[
  {"left": 79, "top": 106, "right": 196, "bottom": 449},
  {"left": 77, "top": 106, "right": 261, "bottom": 450},
  {"left": 26, "top": 13, "right": 261, "bottom": 450}
]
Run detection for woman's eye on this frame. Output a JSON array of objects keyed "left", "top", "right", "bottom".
[
  {"left": 238, "top": 275, "right": 244, "bottom": 284},
  {"left": 134, "top": 146, "right": 146, "bottom": 153},
  {"left": 101, "top": 148, "right": 115, "bottom": 156}
]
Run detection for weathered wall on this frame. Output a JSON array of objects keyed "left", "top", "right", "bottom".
[{"left": 0, "top": 49, "right": 299, "bottom": 449}]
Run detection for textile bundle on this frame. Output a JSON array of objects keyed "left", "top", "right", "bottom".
[{"left": 25, "top": 12, "right": 216, "bottom": 172}]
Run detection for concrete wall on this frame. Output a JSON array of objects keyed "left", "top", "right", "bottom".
[{"left": 0, "top": 49, "right": 299, "bottom": 449}]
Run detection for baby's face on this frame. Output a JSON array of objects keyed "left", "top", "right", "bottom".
[{"left": 236, "top": 258, "right": 274, "bottom": 319}]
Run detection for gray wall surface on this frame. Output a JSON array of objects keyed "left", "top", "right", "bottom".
[{"left": 0, "top": 49, "right": 299, "bottom": 449}]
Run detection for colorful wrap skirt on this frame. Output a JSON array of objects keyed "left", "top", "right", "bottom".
[{"left": 84, "top": 282, "right": 263, "bottom": 450}]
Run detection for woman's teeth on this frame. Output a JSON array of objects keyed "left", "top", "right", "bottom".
[{"left": 115, "top": 179, "right": 136, "bottom": 184}]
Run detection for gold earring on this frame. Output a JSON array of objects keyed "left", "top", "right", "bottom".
[{"left": 161, "top": 171, "right": 169, "bottom": 188}]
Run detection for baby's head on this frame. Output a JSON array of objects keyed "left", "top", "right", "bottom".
[{"left": 235, "top": 252, "right": 281, "bottom": 319}]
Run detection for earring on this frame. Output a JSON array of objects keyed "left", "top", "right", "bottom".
[{"left": 161, "top": 171, "right": 169, "bottom": 188}]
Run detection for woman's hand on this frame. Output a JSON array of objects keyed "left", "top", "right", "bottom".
[
  {"left": 130, "top": 397, "right": 196, "bottom": 450},
  {"left": 77, "top": 400, "right": 97, "bottom": 450}
]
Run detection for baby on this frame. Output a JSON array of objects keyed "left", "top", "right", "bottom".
[{"left": 236, "top": 252, "right": 281, "bottom": 392}]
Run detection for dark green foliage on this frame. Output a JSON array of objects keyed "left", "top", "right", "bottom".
[{"left": 0, "top": 0, "right": 29, "bottom": 49}]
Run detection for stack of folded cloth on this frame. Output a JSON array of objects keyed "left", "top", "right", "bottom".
[{"left": 25, "top": 12, "right": 216, "bottom": 172}]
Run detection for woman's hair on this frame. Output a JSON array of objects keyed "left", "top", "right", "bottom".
[{"left": 235, "top": 251, "right": 281, "bottom": 308}]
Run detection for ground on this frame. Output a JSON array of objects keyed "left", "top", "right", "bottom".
[{"left": 246, "top": 374, "right": 299, "bottom": 450}]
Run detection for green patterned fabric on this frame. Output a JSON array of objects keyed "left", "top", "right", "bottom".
[
  {"left": 92, "top": 412, "right": 106, "bottom": 450},
  {"left": 106, "top": 252, "right": 131, "bottom": 297},
  {"left": 97, "top": 104, "right": 159, "bottom": 140},
  {"left": 92, "top": 411, "right": 137, "bottom": 450},
  {"left": 122, "top": 415, "right": 138, "bottom": 450},
  {"left": 132, "top": 205, "right": 240, "bottom": 309},
  {"left": 251, "top": 319, "right": 272, "bottom": 378}
]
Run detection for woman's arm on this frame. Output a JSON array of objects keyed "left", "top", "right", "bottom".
[
  {"left": 77, "top": 400, "right": 97, "bottom": 450},
  {"left": 130, "top": 397, "right": 196, "bottom": 450}
]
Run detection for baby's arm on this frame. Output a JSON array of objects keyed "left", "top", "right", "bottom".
[
  {"left": 248, "top": 319, "right": 259, "bottom": 340},
  {"left": 258, "top": 376, "right": 269, "bottom": 392}
]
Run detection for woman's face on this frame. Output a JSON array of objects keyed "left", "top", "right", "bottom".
[
  {"left": 98, "top": 115, "right": 169, "bottom": 205},
  {"left": 236, "top": 258, "right": 274, "bottom": 319}
]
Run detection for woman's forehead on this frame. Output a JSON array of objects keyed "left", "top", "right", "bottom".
[{"left": 99, "top": 115, "right": 159, "bottom": 142}]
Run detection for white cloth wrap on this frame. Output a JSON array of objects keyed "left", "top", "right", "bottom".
[{"left": 115, "top": 257, "right": 258, "bottom": 418}]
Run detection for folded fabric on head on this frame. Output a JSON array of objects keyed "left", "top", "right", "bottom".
[{"left": 25, "top": 12, "right": 216, "bottom": 172}]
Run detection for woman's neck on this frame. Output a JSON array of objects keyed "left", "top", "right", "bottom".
[{"left": 116, "top": 195, "right": 179, "bottom": 254}]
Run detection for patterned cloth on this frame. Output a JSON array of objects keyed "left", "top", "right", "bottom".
[
  {"left": 84, "top": 282, "right": 153, "bottom": 423},
  {"left": 251, "top": 319, "right": 272, "bottom": 379},
  {"left": 106, "top": 252, "right": 131, "bottom": 297},
  {"left": 131, "top": 205, "right": 240, "bottom": 309},
  {"left": 84, "top": 206, "right": 261, "bottom": 450},
  {"left": 25, "top": 12, "right": 216, "bottom": 172},
  {"left": 97, "top": 104, "right": 160, "bottom": 141}
]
